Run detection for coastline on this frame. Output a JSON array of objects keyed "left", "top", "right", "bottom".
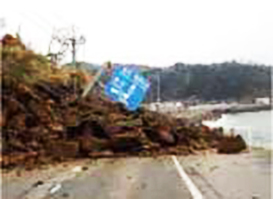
[
  {"left": 170, "top": 103, "right": 273, "bottom": 122},
  {"left": 171, "top": 103, "right": 272, "bottom": 152},
  {"left": 214, "top": 104, "right": 271, "bottom": 114},
  {"left": 143, "top": 102, "right": 271, "bottom": 125},
  {"left": 188, "top": 102, "right": 271, "bottom": 116},
  {"left": 173, "top": 102, "right": 271, "bottom": 122},
  {"left": 203, "top": 110, "right": 272, "bottom": 151}
]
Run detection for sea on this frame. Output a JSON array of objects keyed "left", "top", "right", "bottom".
[{"left": 203, "top": 110, "right": 272, "bottom": 149}]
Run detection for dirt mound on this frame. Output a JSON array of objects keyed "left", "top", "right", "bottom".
[
  {"left": 0, "top": 34, "right": 247, "bottom": 169},
  {"left": 217, "top": 134, "right": 247, "bottom": 154}
]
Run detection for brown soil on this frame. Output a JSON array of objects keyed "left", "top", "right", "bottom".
[{"left": 0, "top": 34, "right": 247, "bottom": 170}]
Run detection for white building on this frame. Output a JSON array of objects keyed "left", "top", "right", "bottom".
[
  {"left": 145, "top": 101, "right": 185, "bottom": 113},
  {"left": 255, "top": 97, "right": 270, "bottom": 105}
]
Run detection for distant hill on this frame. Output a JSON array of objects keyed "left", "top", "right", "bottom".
[
  {"left": 145, "top": 61, "right": 272, "bottom": 103},
  {"left": 66, "top": 62, "right": 101, "bottom": 73},
  {"left": 66, "top": 61, "right": 272, "bottom": 103}
]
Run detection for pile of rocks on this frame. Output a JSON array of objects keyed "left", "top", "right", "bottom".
[{"left": 1, "top": 34, "right": 247, "bottom": 170}]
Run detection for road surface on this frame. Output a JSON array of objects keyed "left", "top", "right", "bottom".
[{"left": 2, "top": 150, "right": 271, "bottom": 199}]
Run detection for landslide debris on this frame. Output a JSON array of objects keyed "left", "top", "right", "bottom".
[{"left": 0, "top": 34, "right": 247, "bottom": 169}]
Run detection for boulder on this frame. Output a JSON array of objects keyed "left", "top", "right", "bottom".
[{"left": 217, "top": 135, "right": 247, "bottom": 154}]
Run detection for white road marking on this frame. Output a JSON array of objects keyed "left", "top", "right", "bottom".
[
  {"left": 49, "top": 183, "right": 62, "bottom": 194},
  {"left": 72, "top": 166, "right": 82, "bottom": 173},
  {"left": 172, "top": 155, "right": 203, "bottom": 199},
  {"left": 24, "top": 168, "right": 80, "bottom": 198}
]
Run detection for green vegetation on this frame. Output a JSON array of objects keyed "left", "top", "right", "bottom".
[
  {"left": 146, "top": 62, "right": 272, "bottom": 102},
  {"left": 1, "top": 34, "right": 52, "bottom": 85}
]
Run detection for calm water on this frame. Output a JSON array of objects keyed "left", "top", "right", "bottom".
[{"left": 203, "top": 110, "right": 272, "bottom": 149}]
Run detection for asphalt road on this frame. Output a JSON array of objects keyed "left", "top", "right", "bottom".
[
  {"left": 51, "top": 157, "right": 192, "bottom": 199},
  {"left": 2, "top": 151, "right": 271, "bottom": 199}
]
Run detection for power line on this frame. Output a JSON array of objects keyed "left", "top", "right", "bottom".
[
  {"left": 0, "top": 18, "right": 5, "bottom": 29},
  {"left": 82, "top": 42, "right": 86, "bottom": 62},
  {"left": 29, "top": 12, "right": 56, "bottom": 30},
  {"left": 53, "top": 13, "right": 71, "bottom": 27},
  {"left": 18, "top": 12, "right": 53, "bottom": 36}
]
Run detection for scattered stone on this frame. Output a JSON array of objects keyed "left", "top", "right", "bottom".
[
  {"left": 82, "top": 166, "right": 88, "bottom": 171},
  {"left": 33, "top": 180, "right": 44, "bottom": 187},
  {"left": 141, "top": 183, "right": 147, "bottom": 190},
  {"left": 217, "top": 134, "right": 247, "bottom": 154},
  {"left": 62, "top": 192, "right": 70, "bottom": 198}
]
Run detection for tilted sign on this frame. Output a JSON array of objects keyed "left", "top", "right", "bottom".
[{"left": 105, "top": 65, "right": 150, "bottom": 111}]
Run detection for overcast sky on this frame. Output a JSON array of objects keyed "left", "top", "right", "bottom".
[{"left": 1, "top": 0, "right": 273, "bottom": 67}]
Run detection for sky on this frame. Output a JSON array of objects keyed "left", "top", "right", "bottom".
[{"left": 1, "top": 0, "right": 273, "bottom": 67}]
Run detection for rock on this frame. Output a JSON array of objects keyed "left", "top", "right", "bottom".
[
  {"left": 79, "top": 136, "right": 109, "bottom": 156},
  {"left": 166, "top": 146, "right": 191, "bottom": 155},
  {"left": 104, "top": 126, "right": 124, "bottom": 135},
  {"left": 1, "top": 152, "right": 37, "bottom": 169},
  {"left": 157, "top": 126, "right": 176, "bottom": 145},
  {"left": 32, "top": 180, "right": 44, "bottom": 187},
  {"left": 89, "top": 150, "right": 114, "bottom": 158},
  {"left": 110, "top": 137, "right": 144, "bottom": 153},
  {"left": 47, "top": 141, "right": 79, "bottom": 158},
  {"left": 82, "top": 166, "right": 88, "bottom": 171},
  {"left": 217, "top": 134, "right": 247, "bottom": 154},
  {"left": 78, "top": 120, "right": 110, "bottom": 139}
]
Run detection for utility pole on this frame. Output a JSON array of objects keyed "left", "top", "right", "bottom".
[
  {"left": 48, "top": 27, "right": 85, "bottom": 93},
  {"left": 69, "top": 35, "right": 85, "bottom": 94},
  {"left": 156, "top": 70, "right": 161, "bottom": 112},
  {"left": 71, "top": 38, "right": 76, "bottom": 67},
  {"left": 49, "top": 27, "right": 85, "bottom": 71},
  {"left": 157, "top": 70, "right": 161, "bottom": 103},
  {"left": 271, "top": 70, "right": 273, "bottom": 105},
  {"left": 70, "top": 37, "right": 77, "bottom": 93}
]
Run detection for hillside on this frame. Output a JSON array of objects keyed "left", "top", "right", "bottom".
[{"left": 146, "top": 62, "right": 272, "bottom": 102}]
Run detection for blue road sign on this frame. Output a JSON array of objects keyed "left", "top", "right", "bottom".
[{"left": 105, "top": 65, "right": 150, "bottom": 111}]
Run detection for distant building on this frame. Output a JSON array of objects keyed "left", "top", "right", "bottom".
[
  {"left": 255, "top": 97, "right": 270, "bottom": 105},
  {"left": 239, "top": 96, "right": 253, "bottom": 104},
  {"left": 145, "top": 101, "right": 185, "bottom": 113}
]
